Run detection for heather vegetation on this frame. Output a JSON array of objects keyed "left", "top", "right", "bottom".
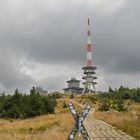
[
  {"left": 0, "top": 87, "right": 60, "bottom": 119},
  {"left": 100, "top": 86, "right": 140, "bottom": 102},
  {"left": 90, "top": 86, "right": 140, "bottom": 111},
  {"left": 87, "top": 86, "right": 140, "bottom": 139},
  {"left": 0, "top": 88, "right": 139, "bottom": 140}
]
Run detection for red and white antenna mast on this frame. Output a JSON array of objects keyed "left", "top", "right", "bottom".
[
  {"left": 86, "top": 18, "right": 93, "bottom": 66},
  {"left": 82, "top": 18, "right": 97, "bottom": 94}
]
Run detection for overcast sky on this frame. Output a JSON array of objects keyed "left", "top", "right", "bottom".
[{"left": 0, "top": 0, "right": 140, "bottom": 93}]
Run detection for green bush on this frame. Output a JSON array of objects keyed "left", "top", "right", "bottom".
[
  {"left": 89, "top": 96, "right": 97, "bottom": 104},
  {"left": 0, "top": 87, "right": 57, "bottom": 119},
  {"left": 63, "top": 101, "right": 67, "bottom": 108},
  {"left": 70, "top": 93, "right": 74, "bottom": 99},
  {"left": 98, "top": 99, "right": 110, "bottom": 111}
]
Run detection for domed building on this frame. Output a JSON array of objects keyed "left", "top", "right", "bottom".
[{"left": 63, "top": 77, "right": 83, "bottom": 94}]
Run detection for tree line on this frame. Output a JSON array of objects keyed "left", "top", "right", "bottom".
[
  {"left": 0, "top": 87, "right": 60, "bottom": 119},
  {"left": 89, "top": 86, "right": 140, "bottom": 111},
  {"left": 102, "top": 86, "right": 140, "bottom": 102}
]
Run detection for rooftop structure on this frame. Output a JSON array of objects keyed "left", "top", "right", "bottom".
[{"left": 63, "top": 77, "right": 83, "bottom": 93}]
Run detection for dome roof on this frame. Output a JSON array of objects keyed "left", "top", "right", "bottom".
[{"left": 71, "top": 77, "right": 76, "bottom": 80}]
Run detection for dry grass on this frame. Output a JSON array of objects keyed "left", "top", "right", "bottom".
[
  {"left": 0, "top": 96, "right": 139, "bottom": 140},
  {"left": 94, "top": 101, "right": 140, "bottom": 140},
  {"left": 0, "top": 99, "right": 79, "bottom": 140}
]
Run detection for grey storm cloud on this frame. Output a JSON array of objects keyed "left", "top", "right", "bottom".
[
  {"left": 0, "top": 0, "right": 140, "bottom": 92},
  {"left": 0, "top": 49, "right": 34, "bottom": 92},
  {"left": 94, "top": 1, "right": 140, "bottom": 74}
]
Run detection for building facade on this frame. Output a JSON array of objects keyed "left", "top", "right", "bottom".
[
  {"left": 35, "top": 86, "right": 48, "bottom": 96},
  {"left": 63, "top": 77, "right": 83, "bottom": 93}
]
